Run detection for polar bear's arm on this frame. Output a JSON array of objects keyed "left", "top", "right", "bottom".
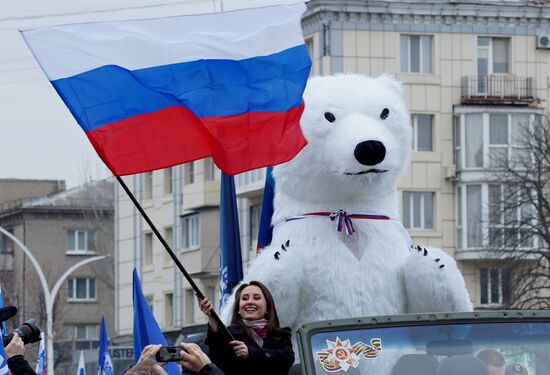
[
  {"left": 404, "top": 247, "right": 473, "bottom": 313},
  {"left": 220, "top": 243, "right": 304, "bottom": 329}
]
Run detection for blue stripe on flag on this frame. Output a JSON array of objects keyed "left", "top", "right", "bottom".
[{"left": 51, "top": 45, "right": 310, "bottom": 132}]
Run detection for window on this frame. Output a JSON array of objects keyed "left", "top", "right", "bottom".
[
  {"left": 143, "top": 172, "right": 153, "bottom": 199},
  {"left": 68, "top": 278, "right": 96, "bottom": 301},
  {"left": 400, "top": 35, "right": 432, "bottom": 73},
  {"left": 0, "top": 228, "right": 13, "bottom": 254},
  {"left": 477, "top": 37, "right": 509, "bottom": 76},
  {"left": 185, "top": 162, "right": 195, "bottom": 185},
  {"left": 457, "top": 183, "right": 535, "bottom": 250},
  {"left": 146, "top": 295, "right": 154, "bottom": 313},
  {"left": 163, "top": 227, "right": 173, "bottom": 264},
  {"left": 71, "top": 324, "right": 99, "bottom": 340},
  {"left": 143, "top": 232, "right": 153, "bottom": 266},
  {"left": 456, "top": 113, "right": 534, "bottom": 170},
  {"left": 480, "top": 268, "right": 511, "bottom": 305},
  {"left": 67, "top": 230, "right": 95, "bottom": 253},
  {"left": 466, "top": 185, "right": 482, "bottom": 248},
  {"left": 249, "top": 204, "right": 262, "bottom": 249},
  {"left": 163, "top": 168, "right": 173, "bottom": 195},
  {"left": 205, "top": 159, "right": 217, "bottom": 181},
  {"left": 164, "top": 293, "right": 174, "bottom": 327},
  {"left": 412, "top": 114, "right": 433, "bottom": 152},
  {"left": 402, "top": 192, "right": 434, "bottom": 229},
  {"left": 489, "top": 184, "right": 535, "bottom": 249},
  {"left": 181, "top": 214, "right": 200, "bottom": 249},
  {"left": 184, "top": 289, "right": 195, "bottom": 324},
  {"left": 305, "top": 37, "right": 314, "bottom": 62}
]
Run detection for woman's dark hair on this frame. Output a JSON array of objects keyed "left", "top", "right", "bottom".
[{"left": 230, "top": 280, "right": 287, "bottom": 337}]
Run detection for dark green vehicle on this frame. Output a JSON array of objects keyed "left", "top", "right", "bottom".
[{"left": 296, "top": 311, "right": 550, "bottom": 375}]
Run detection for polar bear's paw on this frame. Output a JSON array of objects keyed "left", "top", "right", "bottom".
[
  {"left": 404, "top": 245, "right": 473, "bottom": 313},
  {"left": 273, "top": 240, "right": 291, "bottom": 260}
]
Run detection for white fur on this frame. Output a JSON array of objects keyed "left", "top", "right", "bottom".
[{"left": 221, "top": 74, "right": 472, "bottom": 336}]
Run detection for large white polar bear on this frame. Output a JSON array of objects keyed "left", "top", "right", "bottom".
[{"left": 221, "top": 74, "right": 472, "bottom": 332}]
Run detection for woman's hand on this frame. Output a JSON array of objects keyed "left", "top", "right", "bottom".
[
  {"left": 197, "top": 296, "right": 218, "bottom": 332},
  {"left": 230, "top": 340, "right": 249, "bottom": 358}
]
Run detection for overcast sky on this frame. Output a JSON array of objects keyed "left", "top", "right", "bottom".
[{"left": 0, "top": 0, "right": 300, "bottom": 188}]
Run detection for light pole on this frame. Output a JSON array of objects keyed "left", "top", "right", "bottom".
[{"left": 0, "top": 226, "right": 107, "bottom": 375}]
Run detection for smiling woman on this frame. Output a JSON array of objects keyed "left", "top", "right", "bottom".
[{"left": 199, "top": 281, "right": 294, "bottom": 375}]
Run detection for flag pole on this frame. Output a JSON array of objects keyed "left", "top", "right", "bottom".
[{"left": 116, "top": 176, "right": 234, "bottom": 341}]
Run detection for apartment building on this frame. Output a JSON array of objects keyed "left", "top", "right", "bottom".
[
  {"left": 115, "top": 0, "right": 550, "bottom": 343},
  {"left": 0, "top": 179, "right": 115, "bottom": 374}
]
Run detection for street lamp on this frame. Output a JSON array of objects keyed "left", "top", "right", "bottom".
[{"left": 0, "top": 226, "right": 107, "bottom": 375}]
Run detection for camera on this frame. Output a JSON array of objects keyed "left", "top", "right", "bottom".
[
  {"left": 0, "top": 306, "right": 42, "bottom": 347},
  {"left": 155, "top": 346, "right": 183, "bottom": 362}
]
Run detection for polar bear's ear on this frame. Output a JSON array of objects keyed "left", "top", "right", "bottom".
[{"left": 376, "top": 74, "right": 404, "bottom": 97}]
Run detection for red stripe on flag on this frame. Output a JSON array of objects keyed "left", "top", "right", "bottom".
[{"left": 86, "top": 104, "right": 306, "bottom": 176}]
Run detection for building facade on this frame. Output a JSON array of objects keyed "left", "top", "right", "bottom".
[
  {"left": 0, "top": 179, "right": 115, "bottom": 375},
  {"left": 115, "top": 0, "right": 550, "bottom": 344}
]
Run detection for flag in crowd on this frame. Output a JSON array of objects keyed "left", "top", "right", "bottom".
[
  {"left": 257, "top": 167, "right": 275, "bottom": 252},
  {"left": 77, "top": 351, "right": 86, "bottom": 375},
  {"left": 219, "top": 172, "right": 243, "bottom": 308},
  {"left": 0, "top": 284, "right": 6, "bottom": 335},
  {"left": 21, "top": 3, "right": 310, "bottom": 176},
  {"left": 35, "top": 332, "right": 46, "bottom": 375},
  {"left": 97, "top": 317, "right": 114, "bottom": 375},
  {"left": 132, "top": 269, "right": 179, "bottom": 375},
  {"left": 0, "top": 333, "right": 9, "bottom": 375}
]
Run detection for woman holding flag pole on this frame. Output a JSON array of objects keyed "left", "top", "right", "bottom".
[{"left": 200, "top": 281, "right": 294, "bottom": 375}]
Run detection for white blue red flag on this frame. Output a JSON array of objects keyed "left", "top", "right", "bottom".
[
  {"left": 77, "top": 351, "right": 86, "bottom": 375},
  {"left": 0, "top": 335, "right": 9, "bottom": 375},
  {"left": 21, "top": 4, "right": 310, "bottom": 176},
  {"left": 35, "top": 332, "right": 46, "bottom": 375},
  {"left": 97, "top": 317, "right": 114, "bottom": 375}
]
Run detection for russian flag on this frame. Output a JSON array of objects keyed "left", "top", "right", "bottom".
[{"left": 21, "top": 4, "right": 310, "bottom": 176}]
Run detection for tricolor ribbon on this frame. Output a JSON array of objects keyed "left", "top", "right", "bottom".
[{"left": 283, "top": 210, "right": 413, "bottom": 250}]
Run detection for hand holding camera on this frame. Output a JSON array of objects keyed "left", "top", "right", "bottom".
[{"left": 154, "top": 342, "right": 211, "bottom": 373}]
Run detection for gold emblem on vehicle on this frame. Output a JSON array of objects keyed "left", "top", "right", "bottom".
[{"left": 316, "top": 337, "right": 382, "bottom": 372}]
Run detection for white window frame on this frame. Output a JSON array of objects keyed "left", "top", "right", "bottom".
[
  {"left": 67, "top": 229, "right": 94, "bottom": 254},
  {"left": 68, "top": 278, "right": 96, "bottom": 301},
  {"left": 71, "top": 324, "right": 99, "bottom": 341},
  {"left": 402, "top": 191, "right": 435, "bottom": 230},
  {"left": 143, "top": 172, "right": 153, "bottom": 199},
  {"left": 477, "top": 37, "right": 509, "bottom": 76},
  {"left": 164, "top": 168, "right": 173, "bottom": 195},
  {"left": 480, "top": 267, "right": 510, "bottom": 306},
  {"left": 185, "top": 162, "right": 195, "bottom": 185},
  {"left": 401, "top": 34, "right": 433, "bottom": 74},
  {"left": 181, "top": 214, "right": 200, "bottom": 250},
  {"left": 411, "top": 114, "right": 433, "bottom": 152},
  {"left": 456, "top": 183, "right": 537, "bottom": 251},
  {"left": 455, "top": 112, "right": 535, "bottom": 171}
]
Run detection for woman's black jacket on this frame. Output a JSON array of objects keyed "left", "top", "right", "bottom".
[{"left": 206, "top": 324, "right": 294, "bottom": 375}]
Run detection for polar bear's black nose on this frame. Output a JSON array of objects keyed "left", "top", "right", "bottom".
[{"left": 354, "top": 140, "right": 386, "bottom": 166}]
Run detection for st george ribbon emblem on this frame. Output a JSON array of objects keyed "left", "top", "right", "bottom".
[{"left": 316, "top": 337, "right": 382, "bottom": 372}]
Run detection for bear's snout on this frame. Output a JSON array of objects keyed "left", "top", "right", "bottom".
[{"left": 354, "top": 140, "right": 386, "bottom": 166}]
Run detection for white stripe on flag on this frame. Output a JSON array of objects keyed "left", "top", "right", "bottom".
[{"left": 21, "top": 3, "right": 306, "bottom": 80}]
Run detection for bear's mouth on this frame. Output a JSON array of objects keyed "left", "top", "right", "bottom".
[{"left": 344, "top": 169, "right": 388, "bottom": 176}]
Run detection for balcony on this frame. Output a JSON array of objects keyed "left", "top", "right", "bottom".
[{"left": 461, "top": 76, "right": 538, "bottom": 106}]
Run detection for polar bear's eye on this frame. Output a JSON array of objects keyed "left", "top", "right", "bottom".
[
  {"left": 380, "top": 108, "right": 389, "bottom": 120},
  {"left": 324, "top": 112, "right": 336, "bottom": 123}
]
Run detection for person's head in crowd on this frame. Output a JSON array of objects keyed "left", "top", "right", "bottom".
[
  {"left": 476, "top": 349, "right": 506, "bottom": 375},
  {"left": 505, "top": 363, "right": 528, "bottom": 375},
  {"left": 230, "top": 280, "right": 283, "bottom": 335}
]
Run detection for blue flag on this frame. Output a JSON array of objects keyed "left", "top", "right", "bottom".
[
  {"left": 257, "top": 167, "right": 275, "bottom": 252},
  {"left": 97, "top": 317, "right": 114, "bottom": 375},
  {"left": 132, "top": 269, "right": 179, "bottom": 375},
  {"left": 219, "top": 172, "right": 243, "bottom": 308},
  {"left": 0, "top": 284, "right": 6, "bottom": 335},
  {"left": 0, "top": 333, "right": 9, "bottom": 375},
  {"left": 35, "top": 332, "right": 46, "bottom": 375}
]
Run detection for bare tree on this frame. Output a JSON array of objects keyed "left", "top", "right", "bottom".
[{"left": 488, "top": 114, "right": 550, "bottom": 309}]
